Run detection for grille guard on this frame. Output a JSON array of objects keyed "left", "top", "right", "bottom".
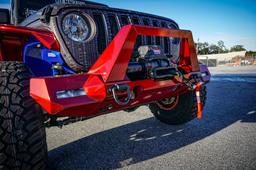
[{"left": 30, "top": 25, "right": 211, "bottom": 117}]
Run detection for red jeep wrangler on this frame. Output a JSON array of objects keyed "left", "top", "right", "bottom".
[{"left": 0, "top": 0, "right": 210, "bottom": 169}]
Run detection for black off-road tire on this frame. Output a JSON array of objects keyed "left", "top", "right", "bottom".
[
  {"left": 149, "top": 86, "right": 207, "bottom": 125},
  {"left": 0, "top": 62, "right": 47, "bottom": 170}
]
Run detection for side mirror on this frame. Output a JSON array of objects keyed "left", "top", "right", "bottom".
[{"left": 0, "top": 9, "right": 10, "bottom": 24}]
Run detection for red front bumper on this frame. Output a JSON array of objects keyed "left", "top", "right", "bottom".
[
  {"left": 30, "top": 25, "right": 208, "bottom": 117},
  {"left": 30, "top": 74, "right": 189, "bottom": 117}
]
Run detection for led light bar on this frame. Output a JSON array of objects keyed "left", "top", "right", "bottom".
[{"left": 56, "top": 88, "right": 86, "bottom": 99}]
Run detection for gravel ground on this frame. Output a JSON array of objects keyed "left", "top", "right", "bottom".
[{"left": 46, "top": 66, "right": 256, "bottom": 170}]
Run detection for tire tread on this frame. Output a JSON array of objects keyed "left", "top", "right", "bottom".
[{"left": 0, "top": 62, "right": 47, "bottom": 170}]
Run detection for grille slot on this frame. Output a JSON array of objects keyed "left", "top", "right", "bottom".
[
  {"left": 108, "top": 15, "right": 119, "bottom": 39},
  {"left": 131, "top": 17, "right": 139, "bottom": 24},
  {"left": 120, "top": 15, "right": 130, "bottom": 26},
  {"left": 142, "top": 18, "right": 153, "bottom": 45},
  {"left": 131, "top": 17, "right": 143, "bottom": 50},
  {"left": 93, "top": 13, "right": 107, "bottom": 54},
  {"left": 161, "top": 22, "right": 170, "bottom": 54},
  {"left": 152, "top": 20, "right": 161, "bottom": 46}
]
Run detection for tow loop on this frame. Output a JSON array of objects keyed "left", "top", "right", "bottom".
[{"left": 111, "top": 84, "right": 133, "bottom": 105}]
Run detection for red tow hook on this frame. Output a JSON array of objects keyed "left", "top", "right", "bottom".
[{"left": 194, "top": 82, "right": 204, "bottom": 119}]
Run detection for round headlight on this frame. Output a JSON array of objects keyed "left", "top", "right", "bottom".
[{"left": 62, "top": 13, "right": 92, "bottom": 42}]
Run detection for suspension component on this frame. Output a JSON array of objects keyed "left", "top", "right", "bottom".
[
  {"left": 45, "top": 116, "right": 89, "bottom": 128},
  {"left": 52, "top": 62, "right": 64, "bottom": 75}
]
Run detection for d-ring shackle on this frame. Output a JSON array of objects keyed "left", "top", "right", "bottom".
[{"left": 111, "top": 84, "right": 133, "bottom": 105}]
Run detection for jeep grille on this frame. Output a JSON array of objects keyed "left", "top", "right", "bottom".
[{"left": 55, "top": 7, "right": 180, "bottom": 71}]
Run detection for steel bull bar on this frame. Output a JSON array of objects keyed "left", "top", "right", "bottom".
[{"left": 30, "top": 25, "right": 210, "bottom": 118}]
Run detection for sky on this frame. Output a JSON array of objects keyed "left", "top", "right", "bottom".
[{"left": 0, "top": 0, "right": 256, "bottom": 51}]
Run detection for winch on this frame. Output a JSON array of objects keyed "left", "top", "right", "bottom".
[{"left": 127, "top": 45, "right": 179, "bottom": 80}]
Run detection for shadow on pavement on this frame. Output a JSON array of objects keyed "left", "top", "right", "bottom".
[{"left": 48, "top": 82, "right": 256, "bottom": 169}]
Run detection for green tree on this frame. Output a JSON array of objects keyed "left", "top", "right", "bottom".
[
  {"left": 209, "top": 44, "right": 221, "bottom": 54},
  {"left": 217, "top": 40, "right": 227, "bottom": 53},
  {"left": 197, "top": 42, "right": 209, "bottom": 55},
  {"left": 230, "top": 45, "right": 246, "bottom": 52}
]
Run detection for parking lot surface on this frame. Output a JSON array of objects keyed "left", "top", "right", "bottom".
[{"left": 47, "top": 67, "right": 256, "bottom": 170}]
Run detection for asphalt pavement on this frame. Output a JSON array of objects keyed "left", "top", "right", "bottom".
[{"left": 46, "top": 68, "right": 256, "bottom": 170}]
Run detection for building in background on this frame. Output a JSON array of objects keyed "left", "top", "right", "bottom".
[{"left": 198, "top": 51, "right": 247, "bottom": 67}]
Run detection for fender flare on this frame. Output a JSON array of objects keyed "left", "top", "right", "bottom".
[{"left": 0, "top": 24, "right": 59, "bottom": 61}]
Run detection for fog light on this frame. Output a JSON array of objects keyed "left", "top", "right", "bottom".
[{"left": 56, "top": 88, "right": 86, "bottom": 99}]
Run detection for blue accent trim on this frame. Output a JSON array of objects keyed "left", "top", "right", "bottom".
[
  {"left": 23, "top": 41, "right": 75, "bottom": 76},
  {"left": 23, "top": 42, "right": 39, "bottom": 64}
]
